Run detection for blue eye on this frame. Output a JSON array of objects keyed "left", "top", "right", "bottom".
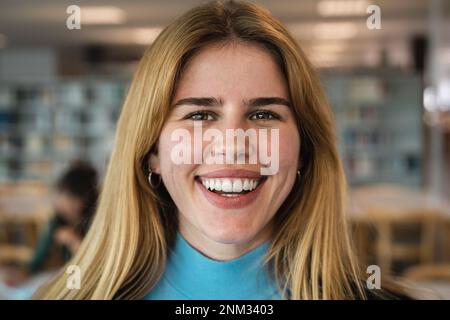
[
  {"left": 249, "top": 110, "right": 280, "bottom": 121},
  {"left": 185, "top": 112, "right": 215, "bottom": 121}
]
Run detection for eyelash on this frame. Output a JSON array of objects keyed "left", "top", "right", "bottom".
[
  {"left": 183, "top": 110, "right": 281, "bottom": 121},
  {"left": 184, "top": 111, "right": 216, "bottom": 121},
  {"left": 249, "top": 110, "right": 281, "bottom": 121}
]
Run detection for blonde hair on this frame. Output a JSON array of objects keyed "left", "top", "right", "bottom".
[{"left": 36, "top": 0, "right": 366, "bottom": 299}]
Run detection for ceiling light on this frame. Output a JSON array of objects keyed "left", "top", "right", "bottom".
[
  {"left": 317, "top": 0, "right": 369, "bottom": 17},
  {"left": 81, "top": 6, "right": 126, "bottom": 25},
  {"left": 314, "top": 23, "right": 358, "bottom": 39},
  {"left": 309, "top": 42, "right": 348, "bottom": 53},
  {"left": 132, "top": 28, "right": 163, "bottom": 45}
]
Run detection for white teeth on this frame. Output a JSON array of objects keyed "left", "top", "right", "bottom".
[
  {"left": 243, "top": 179, "right": 250, "bottom": 191},
  {"left": 232, "top": 179, "right": 242, "bottom": 193},
  {"left": 222, "top": 179, "right": 232, "bottom": 192},
  {"left": 214, "top": 179, "right": 222, "bottom": 191},
  {"left": 201, "top": 177, "right": 261, "bottom": 192}
]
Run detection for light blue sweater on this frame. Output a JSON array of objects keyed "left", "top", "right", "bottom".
[{"left": 145, "top": 233, "right": 282, "bottom": 300}]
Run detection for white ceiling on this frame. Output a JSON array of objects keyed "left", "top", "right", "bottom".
[{"left": 0, "top": 0, "right": 449, "bottom": 68}]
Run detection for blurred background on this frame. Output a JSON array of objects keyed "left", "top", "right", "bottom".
[{"left": 0, "top": 0, "right": 449, "bottom": 299}]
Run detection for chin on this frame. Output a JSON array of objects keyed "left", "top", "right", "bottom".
[{"left": 201, "top": 215, "right": 263, "bottom": 245}]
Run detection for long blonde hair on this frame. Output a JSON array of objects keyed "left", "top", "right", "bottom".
[{"left": 36, "top": 0, "right": 365, "bottom": 299}]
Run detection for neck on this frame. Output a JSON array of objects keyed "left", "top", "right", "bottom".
[{"left": 178, "top": 218, "right": 273, "bottom": 261}]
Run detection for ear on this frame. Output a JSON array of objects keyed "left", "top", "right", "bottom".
[{"left": 148, "top": 151, "right": 161, "bottom": 174}]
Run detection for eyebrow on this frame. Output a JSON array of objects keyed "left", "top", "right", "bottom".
[{"left": 173, "top": 96, "right": 291, "bottom": 108}]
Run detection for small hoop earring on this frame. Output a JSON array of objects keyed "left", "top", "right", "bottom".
[
  {"left": 297, "top": 170, "right": 301, "bottom": 178},
  {"left": 148, "top": 169, "right": 161, "bottom": 188}
]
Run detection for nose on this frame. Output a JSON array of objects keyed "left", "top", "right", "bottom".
[
  {"left": 204, "top": 104, "right": 257, "bottom": 164},
  {"left": 211, "top": 134, "right": 248, "bottom": 164}
]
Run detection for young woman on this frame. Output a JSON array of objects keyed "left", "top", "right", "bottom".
[{"left": 36, "top": 0, "right": 407, "bottom": 299}]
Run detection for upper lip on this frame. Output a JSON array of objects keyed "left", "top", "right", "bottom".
[{"left": 196, "top": 169, "right": 264, "bottom": 179}]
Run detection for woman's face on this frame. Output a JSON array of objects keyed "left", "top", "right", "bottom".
[
  {"left": 150, "top": 42, "right": 300, "bottom": 251},
  {"left": 53, "top": 190, "right": 83, "bottom": 224}
]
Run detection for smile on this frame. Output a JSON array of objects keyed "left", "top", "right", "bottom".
[
  {"left": 195, "top": 169, "right": 268, "bottom": 209},
  {"left": 201, "top": 177, "right": 261, "bottom": 196}
]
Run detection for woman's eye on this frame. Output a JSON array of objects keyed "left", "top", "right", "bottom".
[
  {"left": 185, "top": 112, "right": 215, "bottom": 121},
  {"left": 249, "top": 110, "right": 279, "bottom": 121}
]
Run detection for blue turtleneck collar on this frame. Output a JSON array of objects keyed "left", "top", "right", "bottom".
[{"left": 145, "top": 232, "right": 282, "bottom": 300}]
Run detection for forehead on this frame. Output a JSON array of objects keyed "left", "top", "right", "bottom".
[{"left": 173, "top": 42, "right": 289, "bottom": 100}]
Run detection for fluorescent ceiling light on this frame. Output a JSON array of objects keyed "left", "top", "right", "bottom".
[
  {"left": 132, "top": 28, "right": 163, "bottom": 45},
  {"left": 317, "top": 0, "right": 369, "bottom": 17},
  {"left": 310, "top": 42, "right": 348, "bottom": 53},
  {"left": 311, "top": 53, "right": 341, "bottom": 63},
  {"left": 437, "top": 79, "right": 450, "bottom": 111},
  {"left": 314, "top": 22, "right": 358, "bottom": 39},
  {"left": 424, "top": 87, "right": 438, "bottom": 112},
  {"left": 81, "top": 6, "right": 126, "bottom": 25}
]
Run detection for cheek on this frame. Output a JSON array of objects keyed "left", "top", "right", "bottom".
[
  {"left": 157, "top": 141, "right": 176, "bottom": 175},
  {"left": 54, "top": 198, "right": 68, "bottom": 213},
  {"left": 274, "top": 125, "right": 300, "bottom": 171},
  {"left": 156, "top": 126, "right": 196, "bottom": 188}
]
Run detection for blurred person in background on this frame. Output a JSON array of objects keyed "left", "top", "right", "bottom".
[{"left": 1, "top": 161, "right": 98, "bottom": 288}]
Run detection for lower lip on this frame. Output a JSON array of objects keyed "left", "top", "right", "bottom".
[{"left": 196, "top": 178, "right": 267, "bottom": 209}]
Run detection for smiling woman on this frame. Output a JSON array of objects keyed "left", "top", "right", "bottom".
[{"left": 34, "top": 0, "right": 406, "bottom": 300}]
